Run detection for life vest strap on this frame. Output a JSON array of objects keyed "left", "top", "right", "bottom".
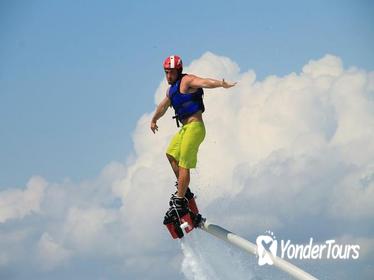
[{"left": 172, "top": 115, "right": 180, "bottom": 127}]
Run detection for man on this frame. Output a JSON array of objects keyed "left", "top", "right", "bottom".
[{"left": 150, "top": 55, "right": 236, "bottom": 221}]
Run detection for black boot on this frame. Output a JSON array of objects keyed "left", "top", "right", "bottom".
[
  {"left": 163, "top": 194, "right": 189, "bottom": 224},
  {"left": 174, "top": 181, "right": 195, "bottom": 201},
  {"left": 169, "top": 194, "right": 189, "bottom": 216}
]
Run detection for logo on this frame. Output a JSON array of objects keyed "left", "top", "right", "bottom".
[
  {"left": 256, "top": 231, "right": 360, "bottom": 266},
  {"left": 256, "top": 231, "right": 278, "bottom": 266}
]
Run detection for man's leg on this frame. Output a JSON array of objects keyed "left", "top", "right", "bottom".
[
  {"left": 166, "top": 153, "right": 179, "bottom": 179},
  {"left": 177, "top": 166, "right": 190, "bottom": 197},
  {"left": 167, "top": 153, "right": 189, "bottom": 194},
  {"left": 164, "top": 164, "right": 190, "bottom": 221},
  {"left": 175, "top": 122, "right": 205, "bottom": 199}
]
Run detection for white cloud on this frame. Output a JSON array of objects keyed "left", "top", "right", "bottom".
[
  {"left": 62, "top": 206, "right": 118, "bottom": 252},
  {"left": 330, "top": 164, "right": 374, "bottom": 220},
  {"left": 37, "top": 232, "right": 72, "bottom": 271},
  {"left": 0, "top": 176, "right": 47, "bottom": 223},
  {"left": 302, "top": 54, "right": 343, "bottom": 78},
  {"left": 121, "top": 52, "right": 374, "bottom": 278},
  {"left": 1, "top": 52, "right": 373, "bottom": 279}
]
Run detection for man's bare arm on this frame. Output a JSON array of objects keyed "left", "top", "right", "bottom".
[
  {"left": 186, "top": 75, "right": 237, "bottom": 89},
  {"left": 150, "top": 96, "right": 171, "bottom": 134}
]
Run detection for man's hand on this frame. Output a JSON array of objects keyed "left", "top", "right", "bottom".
[
  {"left": 222, "top": 79, "right": 237, "bottom": 89},
  {"left": 150, "top": 121, "right": 159, "bottom": 134},
  {"left": 150, "top": 96, "right": 170, "bottom": 134}
]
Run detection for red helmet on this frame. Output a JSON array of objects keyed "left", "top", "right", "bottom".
[{"left": 163, "top": 55, "right": 183, "bottom": 70}]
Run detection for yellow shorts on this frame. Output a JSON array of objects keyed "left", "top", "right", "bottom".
[{"left": 166, "top": 121, "right": 206, "bottom": 169}]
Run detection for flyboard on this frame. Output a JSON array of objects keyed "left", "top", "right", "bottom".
[
  {"left": 163, "top": 192, "right": 202, "bottom": 239},
  {"left": 163, "top": 195, "right": 318, "bottom": 280}
]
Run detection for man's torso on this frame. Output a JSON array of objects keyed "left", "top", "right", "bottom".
[{"left": 175, "top": 74, "right": 203, "bottom": 125}]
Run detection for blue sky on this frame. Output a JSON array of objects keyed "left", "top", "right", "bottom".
[
  {"left": 0, "top": 1, "right": 374, "bottom": 279},
  {"left": 1, "top": 0, "right": 373, "bottom": 188}
]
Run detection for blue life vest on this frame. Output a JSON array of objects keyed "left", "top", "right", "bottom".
[{"left": 169, "top": 74, "right": 205, "bottom": 127}]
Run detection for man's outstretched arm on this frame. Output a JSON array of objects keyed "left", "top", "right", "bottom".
[
  {"left": 150, "top": 96, "right": 171, "bottom": 134},
  {"left": 186, "top": 75, "right": 237, "bottom": 89}
]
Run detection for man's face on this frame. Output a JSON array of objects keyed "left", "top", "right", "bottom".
[{"left": 164, "top": 68, "right": 179, "bottom": 85}]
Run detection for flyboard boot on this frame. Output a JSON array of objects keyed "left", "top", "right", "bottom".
[
  {"left": 174, "top": 181, "right": 199, "bottom": 215},
  {"left": 163, "top": 183, "right": 202, "bottom": 239},
  {"left": 176, "top": 182, "right": 202, "bottom": 225},
  {"left": 184, "top": 187, "right": 199, "bottom": 216}
]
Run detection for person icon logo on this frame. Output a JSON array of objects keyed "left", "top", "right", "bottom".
[{"left": 256, "top": 231, "right": 278, "bottom": 266}]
